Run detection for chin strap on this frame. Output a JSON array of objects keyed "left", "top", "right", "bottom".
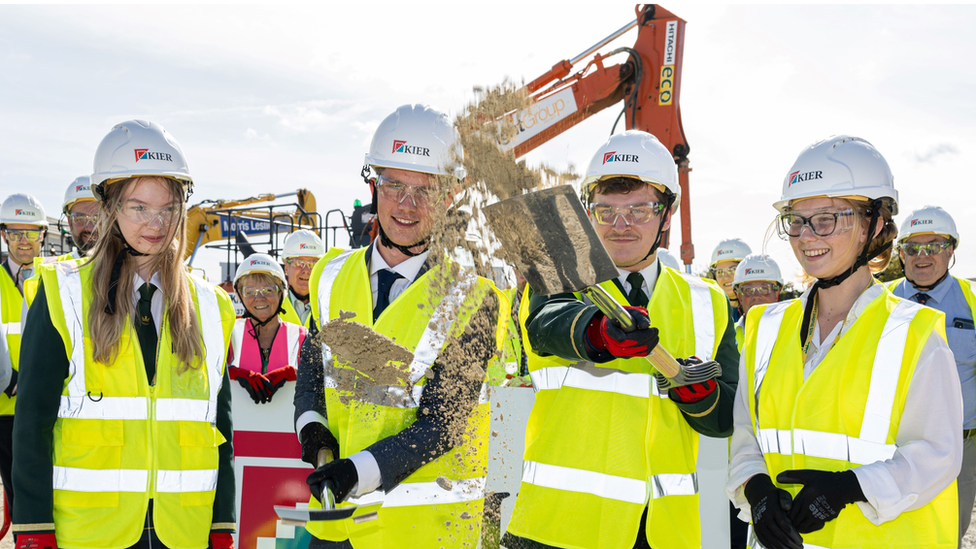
[
  {"left": 800, "top": 199, "right": 890, "bottom": 345},
  {"left": 377, "top": 222, "right": 428, "bottom": 258},
  {"left": 105, "top": 226, "right": 150, "bottom": 316},
  {"left": 906, "top": 269, "right": 949, "bottom": 293},
  {"left": 239, "top": 288, "right": 286, "bottom": 331}
]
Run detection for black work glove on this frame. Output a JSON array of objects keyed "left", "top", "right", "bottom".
[
  {"left": 299, "top": 423, "right": 339, "bottom": 467},
  {"left": 777, "top": 469, "right": 865, "bottom": 534},
  {"left": 306, "top": 458, "right": 358, "bottom": 504},
  {"left": 743, "top": 474, "right": 803, "bottom": 549},
  {"left": 4, "top": 369, "right": 17, "bottom": 398}
]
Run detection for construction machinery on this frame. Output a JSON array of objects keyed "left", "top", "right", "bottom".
[{"left": 506, "top": 4, "right": 694, "bottom": 269}]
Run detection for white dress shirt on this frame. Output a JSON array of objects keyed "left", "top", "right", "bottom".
[
  {"left": 615, "top": 256, "right": 662, "bottom": 303},
  {"left": 289, "top": 289, "right": 312, "bottom": 326},
  {"left": 726, "top": 283, "right": 964, "bottom": 525},
  {"left": 132, "top": 271, "right": 164, "bottom": 335}
]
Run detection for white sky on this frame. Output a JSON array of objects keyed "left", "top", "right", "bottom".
[{"left": 2, "top": 4, "right": 974, "bottom": 282}]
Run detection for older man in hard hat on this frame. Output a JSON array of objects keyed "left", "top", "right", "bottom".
[
  {"left": 0, "top": 192, "right": 48, "bottom": 516},
  {"left": 731, "top": 254, "right": 784, "bottom": 352},
  {"left": 888, "top": 205, "right": 975, "bottom": 546},
  {"left": 503, "top": 130, "right": 738, "bottom": 549},
  {"left": 293, "top": 104, "right": 504, "bottom": 549},
  {"left": 280, "top": 229, "right": 324, "bottom": 331}
]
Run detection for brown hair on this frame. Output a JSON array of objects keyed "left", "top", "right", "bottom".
[
  {"left": 589, "top": 177, "right": 665, "bottom": 201},
  {"left": 87, "top": 177, "right": 203, "bottom": 372}
]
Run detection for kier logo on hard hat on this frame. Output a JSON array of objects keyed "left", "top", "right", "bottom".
[
  {"left": 603, "top": 151, "right": 639, "bottom": 164},
  {"left": 717, "top": 249, "right": 732, "bottom": 256},
  {"left": 134, "top": 149, "right": 174, "bottom": 162},
  {"left": 745, "top": 268, "right": 765, "bottom": 275},
  {"left": 14, "top": 209, "right": 34, "bottom": 217},
  {"left": 911, "top": 219, "right": 933, "bottom": 227},
  {"left": 76, "top": 185, "right": 89, "bottom": 192},
  {"left": 299, "top": 243, "right": 311, "bottom": 250},
  {"left": 788, "top": 170, "right": 823, "bottom": 187},
  {"left": 392, "top": 140, "right": 430, "bottom": 157}
]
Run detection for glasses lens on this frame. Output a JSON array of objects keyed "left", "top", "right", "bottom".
[
  {"left": 6, "top": 230, "right": 43, "bottom": 243},
  {"left": 378, "top": 176, "right": 435, "bottom": 206},
  {"left": 590, "top": 203, "right": 663, "bottom": 226},
  {"left": 289, "top": 259, "right": 315, "bottom": 270},
  {"left": 70, "top": 213, "right": 98, "bottom": 226},
  {"left": 243, "top": 287, "right": 278, "bottom": 299},
  {"left": 120, "top": 203, "right": 179, "bottom": 226}
]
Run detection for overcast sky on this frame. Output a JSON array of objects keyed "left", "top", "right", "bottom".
[{"left": 1, "top": 4, "right": 974, "bottom": 282}]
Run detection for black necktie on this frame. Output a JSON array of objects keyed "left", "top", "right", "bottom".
[
  {"left": 137, "top": 283, "right": 158, "bottom": 384},
  {"left": 374, "top": 269, "right": 404, "bottom": 321},
  {"left": 626, "top": 272, "right": 648, "bottom": 308},
  {"left": 916, "top": 293, "right": 931, "bottom": 305}
]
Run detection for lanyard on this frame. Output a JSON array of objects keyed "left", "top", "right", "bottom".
[{"left": 801, "top": 278, "right": 876, "bottom": 364}]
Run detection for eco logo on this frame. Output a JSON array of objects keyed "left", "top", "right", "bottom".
[
  {"left": 603, "top": 151, "right": 639, "bottom": 164},
  {"left": 910, "top": 219, "right": 933, "bottom": 227},
  {"left": 392, "top": 140, "right": 430, "bottom": 156},
  {"left": 134, "top": 149, "right": 173, "bottom": 162}
]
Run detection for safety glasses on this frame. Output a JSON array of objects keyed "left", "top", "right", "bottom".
[
  {"left": 713, "top": 266, "right": 737, "bottom": 278},
  {"left": 117, "top": 201, "right": 181, "bottom": 227},
  {"left": 776, "top": 209, "right": 855, "bottom": 238},
  {"left": 68, "top": 213, "right": 99, "bottom": 226},
  {"left": 589, "top": 202, "right": 666, "bottom": 226},
  {"left": 901, "top": 241, "right": 951, "bottom": 257},
  {"left": 3, "top": 229, "right": 44, "bottom": 243},
  {"left": 376, "top": 175, "right": 440, "bottom": 207},
  {"left": 286, "top": 258, "right": 316, "bottom": 270},
  {"left": 736, "top": 283, "right": 780, "bottom": 297},
  {"left": 241, "top": 286, "right": 281, "bottom": 299}
]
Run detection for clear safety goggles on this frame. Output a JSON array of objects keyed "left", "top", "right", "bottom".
[
  {"left": 3, "top": 229, "right": 44, "bottom": 243},
  {"left": 68, "top": 213, "right": 99, "bottom": 227},
  {"left": 713, "top": 265, "right": 738, "bottom": 278},
  {"left": 376, "top": 175, "right": 440, "bottom": 207},
  {"left": 589, "top": 202, "right": 666, "bottom": 226},
  {"left": 776, "top": 209, "right": 856, "bottom": 238},
  {"left": 735, "top": 282, "right": 780, "bottom": 297},
  {"left": 901, "top": 241, "right": 952, "bottom": 257},
  {"left": 241, "top": 286, "right": 281, "bottom": 299},
  {"left": 117, "top": 201, "right": 181, "bottom": 227}
]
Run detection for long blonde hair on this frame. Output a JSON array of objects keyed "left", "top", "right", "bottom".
[{"left": 87, "top": 176, "right": 204, "bottom": 371}]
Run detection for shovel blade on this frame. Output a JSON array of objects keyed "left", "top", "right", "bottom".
[
  {"left": 484, "top": 185, "right": 618, "bottom": 296},
  {"left": 274, "top": 502, "right": 382, "bottom": 525}
]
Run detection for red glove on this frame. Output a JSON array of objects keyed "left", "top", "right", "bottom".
[
  {"left": 16, "top": 533, "right": 57, "bottom": 549},
  {"left": 266, "top": 366, "right": 297, "bottom": 388},
  {"left": 670, "top": 379, "right": 718, "bottom": 403},
  {"left": 228, "top": 366, "right": 273, "bottom": 404},
  {"left": 210, "top": 532, "right": 234, "bottom": 549},
  {"left": 586, "top": 307, "right": 659, "bottom": 358}
]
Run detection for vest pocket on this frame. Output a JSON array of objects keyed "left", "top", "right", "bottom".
[
  {"left": 178, "top": 422, "right": 219, "bottom": 507},
  {"left": 56, "top": 419, "right": 125, "bottom": 508}
]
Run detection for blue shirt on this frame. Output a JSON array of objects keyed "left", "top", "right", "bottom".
[{"left": 892, "top": 275, "right": 976, "bottom": 428}]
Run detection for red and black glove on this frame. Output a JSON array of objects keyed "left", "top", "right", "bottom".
[
  {"left": 228, "top": 366, "right": 273, "bottom": 404},
  {"left": 16, "top": 533, "right": 57, "bottom": 549},
  {"left": 668, "top": 357, "right": 719, "bottom": 403},
  {"left": 209, "top": 532, "right": 234, "bottom": 549},
  {"left": 586, "top": 307, "right": 659, "bottom": 358},
  {"left": 266, "top": 366, "right": 297, "bottom": 389}
]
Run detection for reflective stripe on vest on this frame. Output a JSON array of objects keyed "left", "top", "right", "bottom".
[
  {"left": 1, "top": 322, "right": 19, "bottom": 335},
  {"left": 323, "top": 375, "right": 490, "bottom": 408},
  {"left": 54, "top": 264, "right": 225, "bottom": 424},
  {"left": 528, "top": 364, "right": 669, "bottom": 400},
  {"left": 52, "top": 467, "right": 217, "bottom": 493},
  {"left": 345, "top": 477, "right": 487, "bottom": 508},
  {"left": 520, "top": 461, "right": 698, "bottom": 504},
  {"left": 753, "top": 298, "right": 915, "bottom": 464},
  {"left": 686, "top": 275, "right": 717, "bottom": 359},
  {"left": 406, "top": 273, "right": 477, "bottom": 384}
]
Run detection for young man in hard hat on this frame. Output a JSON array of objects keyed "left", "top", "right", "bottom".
[
  {"left": 503, "top": 130, "right": 739, "bottom": 549},
  {"left": 710, "top": 238, "right": 752, "bottom": 321},
  {"left": 0, "top": 192, "right": 48, "bottom": 513},
  {"left": 731, "top": 254, "right": 784, "bottom": 352},
  {"left": 887, "top": 205, "right": 975, "bottom": 546},
  {"left": 294, "top": 104, "right": 503, "bottom": 549},
  {"left": 280, "top": 229, "right": 324, "bottom": 331}
]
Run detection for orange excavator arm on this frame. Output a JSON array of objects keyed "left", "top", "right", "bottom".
[{"left": 510, "top": 5, "right": 694, "bottom": 268}]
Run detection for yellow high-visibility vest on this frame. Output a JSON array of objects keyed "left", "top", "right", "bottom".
[
  {"left": 887, "top": 275, "right": 976, "bottom": 325},
  {"left": 0, "top": 263, "right": 25, "bottom": 415},
  {"left": 305, "top": 247, "right": 501, "bottom": 548},
  {"left": 506, "top": 266, "right": 728, "bottom": 549},
  {"left": 742, "top": 290, "right": 957, "bottom": 548},
  {"left": 38, "top": 261, "right": 235, "bottom": 549},
  {"left": 280, "top": 293, "right": 312, "bottom": 329},
  {"left": 25, "top": 254, "right": 84, "bottom": 309}
]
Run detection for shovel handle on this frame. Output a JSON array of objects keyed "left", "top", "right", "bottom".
[
  {"left": 583, "top": 285, "right": 682, "bottom": 378},
  {"left": 316, "top": 448, "right": 337, "bottom": 510}
]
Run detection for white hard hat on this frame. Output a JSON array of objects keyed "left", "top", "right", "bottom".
[
  {"left": 733, "top": 254, "right": 784, "bottom": 287},
  {"left": 581, "top": 130, "right": 680, "bottom": 210},
  {"left": 364, "top": 104, "right": 465, "bottom": 180},
  {"left": 898, "top": 205, "right": 959, "bottom": 248},
  {"left": 657, "top": 248, "right": 681, "bottom": 270},
  {"left": 282, "top": 229, "right": 325, "bottom": 259},
  {"left": 774, "top": 135, "right": 898, "bottom": 215},
  {"left": 710, "top": 238, "right": 752, "bottom": 267},
  {"left": 63, "top": 176, "right": 95, "bottom": 214},
  {"left": 0, "top": 193, "right": 48, "bottom": 228},
  {"left": 91, "top": 120, "right": 193, "bottom": 202},
  {"left": 233, "top": 253, "right": 287, "bottom": 288}
]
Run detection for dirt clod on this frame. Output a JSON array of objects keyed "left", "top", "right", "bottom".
[{"left": 435, "top": 476, "right": 454, "bottom": 491}]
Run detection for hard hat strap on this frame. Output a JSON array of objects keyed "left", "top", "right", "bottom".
[
  {"left": 377, "top": 222, "right": 429, "bottom": 258},
  {"left": 362, "top": 165, "right": 378, "bottom": 216},
  {"left": 104, "top": 225, "right": 150, "bottom": 316},
  {"left": 905, "top": 269, "right": 949, "bottom": 293}
]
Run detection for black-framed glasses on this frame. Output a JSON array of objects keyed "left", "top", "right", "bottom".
[
  {"left": 901, "top": 241, "right": 952, "bottom": 257},
  {"left": 3, "top": 229, "right": 44, "bottom": 243},
  {"left": 376, "top": 175, "right": 440, "bottom": 207},
  {"left": 777, "top": 209, "right": 855, "bottom": 238},
  {"left": 589, "top": 202, "right": 666, "bottom": 226}
]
